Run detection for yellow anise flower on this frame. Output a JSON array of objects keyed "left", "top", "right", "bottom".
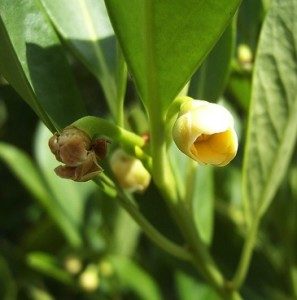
[{"left": 172, "top": 99, "right": 238, "bottom": 166}]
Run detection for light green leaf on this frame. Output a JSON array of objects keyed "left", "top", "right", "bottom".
[
  {"left": 176, "top": 271, "right": 220, "bottom": 300},
  {"left": 105, "top": 0, "right": 241, "bottom": 112},
  {"left": 193, "top": 166, "right": 214, "bottom": 245},
  {"left": 111, "top": 208, "right": 140, "bottom": 257},
  {"left": 243, "top": 0, "right": 297, "bottom": 220},
  {"left": 189, "top": 21, "right": 235, "bottom": 101},
  {"left": 27, "top": 252, "right": 73, "bottom": 285},
  {"left": 0, "top": 141, "right": 83, "bottom": 247},
  {"left": 0, "top": 0, "right": 86, "bottom": 131},
  {"left": 34, "top": 122, "right": 96, "bottom": 246},
  {"left": 39, "top": 0, "right": 118, "bottom": 117},
  {"left": 110, "top": 256, "right": 162, "bottom": 300},
  {"left": 169, "top": 144, "right": 214, "bottom": 245}
]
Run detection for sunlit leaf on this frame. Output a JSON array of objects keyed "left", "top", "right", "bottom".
[
  {"left": 105, "top": 0, "right": 241, "bottom": 112},
  {"left": 40, "top": 0, "right": 118, "bottom": 117}
]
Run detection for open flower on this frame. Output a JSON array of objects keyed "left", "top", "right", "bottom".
[
  {"left": 110, "top": 149, "right": 151, "bottom": 192},
  {"left": 172, "top": 99, "right": 238, "bottom": 166}
]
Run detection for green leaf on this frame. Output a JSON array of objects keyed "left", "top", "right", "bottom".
[
  {"left": 105, "top": 0, "right": 241, "bottom": 112},
  {"left": 110, "top": 256, "right": 162, "bottom": 300},
  {"left": 175, "top": 271, "right": 219, "bottom": 300},
  {"left": 237, "top": 0, "right": 265, "bottom": 50},
  {"left": 193, "top": 166, "right": 215, "bottom": 245},
  {"left": 0, "top": 0, "right": 86, "bottom": 131},
  {"left": 34, "top": 122, "right": 96, "bottom": 246},
  {"left": 243, "top": 0, "right": 297, "bottom": 220},
  {"left": 111, "top": 208, "right": 140, "bottom": 256},
  {"left": 189, "top": 21, "right": 235, "bottom": 101},
  {"left": 27, "top": 252, "right": 73, "bottom": 285},
  {"left": 169, "top": 144, "right": 214, "bottom": 245},
  {"left": 0, "top": 141, "right": 83, "bottom": 247},
  {"left": 0, "top": 255, "right": 17, "bottom": 300},
  {"left": 39, "top": 0, "right": 118, "bottom": 117}
]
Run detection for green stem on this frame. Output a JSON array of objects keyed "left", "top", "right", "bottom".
[
  {"left": 93, "top": 174, "right": 191, "bottom": 262},
  {"left": 231, "top": 215, "right": 260, "bottom": 289},
  {"left": 165, "top": 96, "right": 191, "bottom": 144},
  {"left": 115, "top": 44, "right": 127, "bottom": 127},
  {"left": 184, "top": 159, "right": 198, "bottom": 208}
]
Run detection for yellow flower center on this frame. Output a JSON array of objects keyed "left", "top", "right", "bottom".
[{"left": 191, "top": 129, "right": 237, "bottom": 166}]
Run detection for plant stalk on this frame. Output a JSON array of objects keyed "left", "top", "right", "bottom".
[{"left": 231, "top": 214, "right": 260, "bottom": 289}]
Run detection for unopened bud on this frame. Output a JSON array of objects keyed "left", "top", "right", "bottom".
[
  {"left": 98, "top": 260, "right": 113, "bottom": 278},
  {"left": 79, "top": 265, "right": 100, "bottom": 292},
  {"left": 237, "top": 44, "right": 253, "bottom": 70},
  {"left": 172, "top": 99, "right": 238, "bottom": 166},
  {"left": 110, "top": 149, "right": 151, "bottom": 192},
  {"left": 64, "top": 255, "right": 82, "bottom": 275}
]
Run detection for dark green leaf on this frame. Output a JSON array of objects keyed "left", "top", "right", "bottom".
[
  {"left": 0, "top": 0, "right": 86, "bottom": 130},
  {"left": 0, "top": 141, "right": 83, "bottom": 247},
  {"left": 0, "top": 255, "right": 17, "bottom": 300},
  {"left": 243, "top": 0, "right": 297, "bottom": 220},
  {"left": 189, "top": 22, "right": 235, "bottom": 101},
  {"left": 34, "top": 123, "right": 95, "bottom": 247}
]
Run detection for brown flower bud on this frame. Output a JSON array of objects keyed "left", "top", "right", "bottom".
[
  {"left": 92, "top": 138, "right": 110, "bottom": 160},
  {"left": 49, "top": 126, "right": 91, "bottom": 166},
  {"left": 49, "top": 127, "right": 106, "bottom": 182}
]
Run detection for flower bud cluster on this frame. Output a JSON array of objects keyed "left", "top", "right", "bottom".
[{"left": 49, "top": 127, "right": 107, "bottom": 181}]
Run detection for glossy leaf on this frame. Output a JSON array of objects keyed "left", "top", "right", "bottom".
[
  {"left": 243, "top": 0, "right": 297, "bottom": 220},
  {"left": 34, "top": 123, "right": 95, "bottom": 246},
  {"left": 0, "top": 0, "right": 86, "bottom": 131},
  {"left": 110, "top": 256, "right": 162, "bottom": 300},
  {"left": 0, "top": 141, "right": 83, "bottom": 247},
  {"left": 105, "top": 0, "right": 241, "bottom": 112},
  {"left": 189, "top": 22, "right": 235, "bottom": 102},
  {"left": 40, "top": 0, "right": 118, "bottom": 117}
]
